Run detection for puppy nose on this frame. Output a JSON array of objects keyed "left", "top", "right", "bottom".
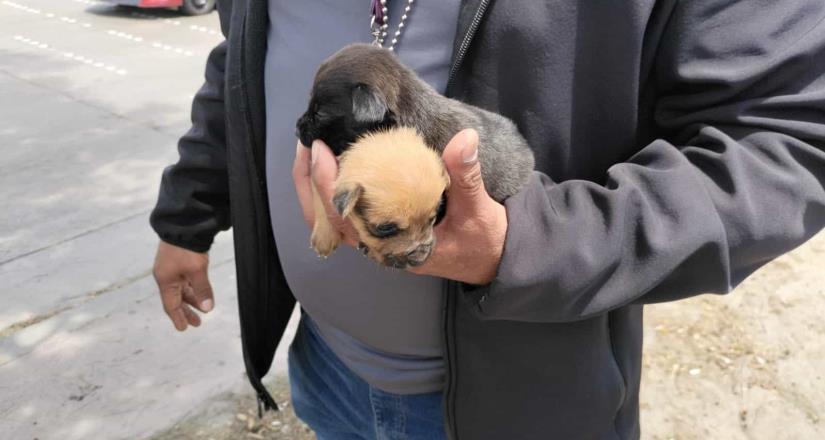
[
  {"left": 295, "top": 118, "right": 304, "bottom": 138},
  {"left": 407, "top": 242, "right": 433, "bottom": 258},
  {"left": 296, "top": 114, "right": 313, "bottom": 143},
  {"left": 383, "top": 254, "right": 408, "bottom": 269},
  {"left": 295, "top": 115, "right": 307, "bottom": 137}
]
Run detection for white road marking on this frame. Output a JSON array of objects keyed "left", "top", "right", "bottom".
[
  {"left": 188, "top": 24, "right": 221, "bottom": 36},
  {"left": 2, "top": 0, "right": 40, "bottom": 14},
  {"left": 3, "top": 0, "right": 221, "bottom": 37},
  {"left": 2, "top": 1, "right": 94, "bottom": 28},
  {"left": 12, "top": 35, "right": 128, "bottom": 76},
  {"left": 128, "top": 11, "right": 221, "bottom": 36},
  {"left": 2, "top": 1, "right": 199, "bottom": 58},
  {"left": 106, "top": 29, "right": 194, "bottom": 57}
]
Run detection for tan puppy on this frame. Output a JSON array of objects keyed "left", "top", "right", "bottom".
[{"left": 310, "top": 127, "right": 449, "bottom": 269}]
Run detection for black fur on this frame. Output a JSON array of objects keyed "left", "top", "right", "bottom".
[{"left": 296, "top": 83, "right": 396, "bottom": 155}]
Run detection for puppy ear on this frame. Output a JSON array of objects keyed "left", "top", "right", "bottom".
[
  {"left": 333, "top": 183, "right": 364, "bottom": 218},
  {"left": 352, "top": 84, "right": 388, "bottom": 123}
]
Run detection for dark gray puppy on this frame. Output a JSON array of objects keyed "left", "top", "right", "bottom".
[{"left": 296, "top": 43, "right": 534, "bottom": 203}]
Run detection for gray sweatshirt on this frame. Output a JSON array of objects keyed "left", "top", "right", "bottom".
[{"left": 263, "top": 0, "right": 460, "bottom": 394}]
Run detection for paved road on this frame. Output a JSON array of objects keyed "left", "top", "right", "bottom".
[{"left": 0, "top": 2, "right": 297, "bottom": 439}]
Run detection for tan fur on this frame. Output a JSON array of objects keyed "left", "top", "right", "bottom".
[
  {"left": 310, "top": 127, "right": 449, "bottom": 268},
  {"left": 310, "top": 180, "right": 341, "bottom": 257}
]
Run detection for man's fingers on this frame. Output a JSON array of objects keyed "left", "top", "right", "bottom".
[
  {"left": 159, "top": 282, "right": 188, "bottom": 331},
  {"left": 441, "top": 129, "right": 487, "bottom": 211},
  {"left": 293, "top": 141, "right": 315, "bottom": 226},
  {"left": 293, "top": 141, "right": 312, "bottom": 179},
  {"left": 310, "top": 140, "right": 360, "bottom": 243},
  {"left": 182, "top": 284, "right": 211, "bottom": 321},
  {"left": 171, "top": 309, "right": 188, "bottom": 331},
  {"left": 310, "top": 139, "right": 339, "bottom": 211},
  {"left": 187, "top": 269, "right": 214, "bottom": 313},
  {"left": 181, "top": 303, "right": 202, "bottom": 327}
]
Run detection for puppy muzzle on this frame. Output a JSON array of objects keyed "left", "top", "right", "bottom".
[{"left": 383, "top": 241, "right": 434, "bottom": 269}]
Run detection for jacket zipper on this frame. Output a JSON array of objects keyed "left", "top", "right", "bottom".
[
  {"left": 446, "top": 0, "right": 492, "bottom": 91},
  {"left": 442, "top": 281, "right": 459, "bottom": 440},
  {"left": 443, "top": 3, "right": 492, "bottom": 438}
]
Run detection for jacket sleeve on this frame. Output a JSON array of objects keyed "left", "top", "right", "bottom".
[
  {"left": 469, "top": 0, "right": 825, "bottom": 322},
  {"left": 149, "top": 3, "right": 232, "bottom": 253}
]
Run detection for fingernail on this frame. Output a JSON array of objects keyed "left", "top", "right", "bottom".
[
  {"left": 200, "top": 298, "right": 213, "bottom": 312},
  {"left": 296, "top": 142, "right": 302, "bottom": 157},
  {"left": 462, "top": 143, "right": 478, "bottom": 164},
  {"left": 311, "top": 141, "right": 320, "bottom": 166}
]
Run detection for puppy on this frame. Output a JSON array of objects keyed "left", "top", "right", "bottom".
[
  {"left": 311, "top": 127, "right": 448, "bottom": 268},
  {"left": 296, "top": 43, "right": 534, "bottom": 204}
]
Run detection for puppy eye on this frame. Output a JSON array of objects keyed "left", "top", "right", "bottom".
[{"left": 372, "top": 222, "right": 400, "bottom": 238}]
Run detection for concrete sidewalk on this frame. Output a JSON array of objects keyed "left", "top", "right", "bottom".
[{"left": 0, "top": 2, "right": 297, "bottom": 438}]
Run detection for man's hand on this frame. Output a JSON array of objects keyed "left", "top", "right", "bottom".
[
  {"left": 153, "top": 241, "right": 215, "bottom": 331},
  {"left": 292, "top": 141, "right": 359, "bottom": 247},
  {"left": 292, "top": 129, "right": 506, "bottom": 285},
  {"left": 408, "top": 129, "right": 507, "bottom": 285}
]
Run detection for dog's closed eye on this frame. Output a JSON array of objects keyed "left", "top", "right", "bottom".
[{"left": 370, "top": 222, "right": 400, "bottom": 239}]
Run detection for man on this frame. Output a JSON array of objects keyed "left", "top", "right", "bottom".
[{"left": 150, "top": 0, "right": 825, "bottom": 438}]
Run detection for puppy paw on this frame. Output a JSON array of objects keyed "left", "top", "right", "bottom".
[{"left": 310, "top": 220, "right": 341, "bottom": 258}]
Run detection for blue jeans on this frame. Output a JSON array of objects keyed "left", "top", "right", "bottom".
[{"left": 288, "top": 316, "right": 447, "bottom": 440}]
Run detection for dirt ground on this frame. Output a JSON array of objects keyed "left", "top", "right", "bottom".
[
  {"left": 640, "top": 231, "right": 825, "bottom": 439},
  {"left": 151, "top": 376, "right": 314, "bottom": 440},
  {"left": 152, "top": 232, "right": 825, "bottom": 440}
]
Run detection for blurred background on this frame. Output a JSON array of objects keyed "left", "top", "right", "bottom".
[{"left": 0, "top": 1, "right": 823, "bottom": 439}]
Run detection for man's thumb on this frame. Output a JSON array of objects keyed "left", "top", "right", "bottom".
[{"left": 444, "top": 129, "right": 486, "bottom": 207}]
